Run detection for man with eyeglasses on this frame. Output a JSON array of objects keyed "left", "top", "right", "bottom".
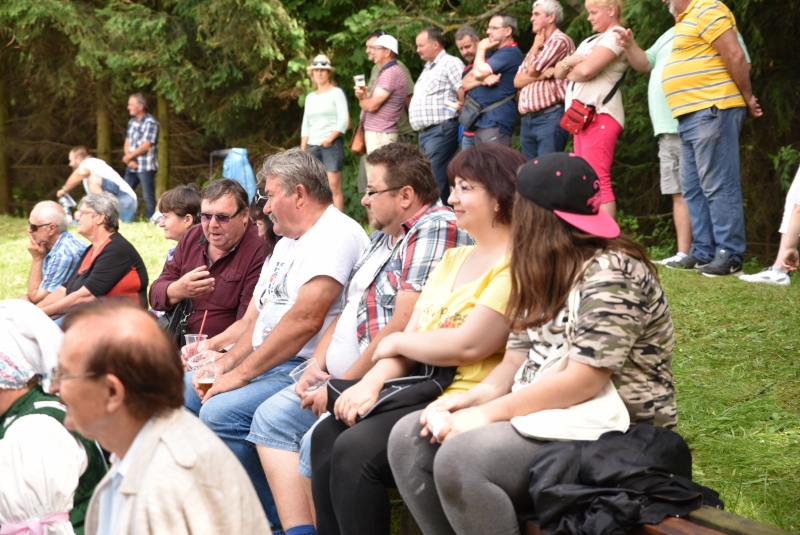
[
  {"left": 149, "top": 179, "right": 266, "bottom": 339},
  {"left": 21, "top": 201, "right": 87, "bottom": 305},
  {"left": 464, "top": 14, "right": 523, "bottom": 146},
  {"left": 249, "top": 143, "right": 472, "bottom": 534}
]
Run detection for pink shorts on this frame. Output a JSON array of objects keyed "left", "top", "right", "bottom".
[{"left": 573, "top": 113, "right": 623, "bottom": 204}]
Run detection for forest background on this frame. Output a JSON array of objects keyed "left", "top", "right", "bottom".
[{"left": 0, "top": 0, "right": 798, "bottom": 259}]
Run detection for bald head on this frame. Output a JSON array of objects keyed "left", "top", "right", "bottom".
[
  {"left": 62, "top": 300, "right": 184, "bottom": 421},
  {"left": 31, "top": 201, "right": 69, "bottom": 233}
]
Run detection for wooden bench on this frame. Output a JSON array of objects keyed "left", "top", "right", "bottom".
[{"left": 392, "top": 499, "right": 792, "bottom": 535}]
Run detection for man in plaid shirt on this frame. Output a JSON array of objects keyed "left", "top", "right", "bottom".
[
  {"left": 513, "top": 0, "right": 575, "bottom": 159},
  {"left": 248, "top": 143, "right": 472, "bottom": 534},
  {"left": 123, "top": 93, "right": 160, "bottom": 219},
  {"left": 409, "top": 27, "right": 465, "bottom": 205},
  {"left": 21, "top": 201, "right": 87, "bottom": 304}
]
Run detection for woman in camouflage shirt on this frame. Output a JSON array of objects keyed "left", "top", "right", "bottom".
[{"left": 387, "top": 152, "right": 676, "bottom": 535}]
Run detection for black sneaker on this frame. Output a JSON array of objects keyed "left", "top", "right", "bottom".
[
  {"left": 696, "top": 249, "right": 742, "bottom": 277},
  {"left": 664, "top": 255, "right": 708, "bottom": 270}
]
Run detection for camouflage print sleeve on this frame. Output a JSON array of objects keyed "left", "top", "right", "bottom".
[{"left": 506, "top": 329, "right": 533, "bottom": 353}]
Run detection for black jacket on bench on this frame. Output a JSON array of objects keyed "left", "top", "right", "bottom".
[{"left": 525, "top": 424, "right": 723, "bottom": 535}]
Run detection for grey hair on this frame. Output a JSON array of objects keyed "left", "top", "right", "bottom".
[
  {"left": 455, "top": 25, "right": 479, "bottom": 42},
  {"left": 533, "top": 0, "right": 565, "bottom": 26},
  {"left": 129, "top": 93, "right": 147, "bottom": 108},
  {"left": 32, "top": 201, "right": 69, "bottom": 233},
  {"left": 495, "top": 14, "right": 519, "bottom": 38},
  {"left": 256, "top": 148, "right": 333, "bottom": 204},
  {"left": 79, "top": 192, "right": 120, "bottom": 232}
]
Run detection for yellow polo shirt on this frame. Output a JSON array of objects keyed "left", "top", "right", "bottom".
[{"left": 661, "top": 0, "right": 746, "bottom": 118}]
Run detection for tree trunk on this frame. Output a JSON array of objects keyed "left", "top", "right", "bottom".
[
  {"left": 96, "top": 81, "right": 112, "bottom": 165},
  {"left": 156, "top": 94, "right": 169, "bottom": 198},
  {"left": 0, "top": 62, "right": 10, "bottom": 215}
]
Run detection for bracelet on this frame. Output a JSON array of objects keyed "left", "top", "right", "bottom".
[{"left": 561, "top": 60, "right": 572, "bottom": 72}]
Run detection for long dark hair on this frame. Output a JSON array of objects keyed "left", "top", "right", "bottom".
[{"left": 506, "top": 196, "right": 656, "bottom": 330}]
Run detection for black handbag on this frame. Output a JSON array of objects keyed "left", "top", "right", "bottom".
[
  {"left": 458, "top": 94, "right": 515, "bottom": 131},
  {"left": 156, "top": 298, "right": 193, "bottom": 348},
  {"left": 326, "top": 363, "right": 456, "bottom": 422}
]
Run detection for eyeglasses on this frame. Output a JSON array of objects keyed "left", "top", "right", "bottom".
[
  {"left": 253, "top": 188, "right": 269, "bottom": 209},
  {"left": 311, "top": 61, "right": 331, "bottom": 68},
  {"left": 364, "top": 186, "right": 403, "bottom": 198},
  {"left": 28, "top": 221, "right": 52, "bottom": 232},
  {"left": 74, "top": 209, "right": 98, "bottom": 218},
  {"left": 487, "top": 25, "right": 507, "bottom": 30},
  {"left": 48, "top": 366, "right": 98, "bottom": 384},
  {"left": 198, "top": 208, "right": 245, "bottom": 224},
  {"left": 451, "top": 183, "right": 485, "bottom": 195}
]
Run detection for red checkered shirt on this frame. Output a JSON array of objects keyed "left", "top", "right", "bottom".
[{"left": 517, "top": 29, "right": 575, "bottom": 114}]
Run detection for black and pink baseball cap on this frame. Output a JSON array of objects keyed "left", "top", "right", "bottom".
[{"left": 516, "top": 152, "right": 620, "bottom": 239}]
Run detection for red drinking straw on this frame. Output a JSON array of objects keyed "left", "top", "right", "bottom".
[{"left": 198, "top": 310, "right": 208, "bottom": 339}]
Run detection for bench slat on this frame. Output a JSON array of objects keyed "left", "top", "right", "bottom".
[{"left": 687, "top": 506, "right": 793, "bottom": 535}]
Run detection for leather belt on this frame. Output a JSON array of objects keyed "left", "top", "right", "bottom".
[{"left": 526, "top": 103, "right": 564, "bottom": 119}]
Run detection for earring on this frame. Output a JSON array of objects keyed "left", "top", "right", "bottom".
[{"left": 495, "top": 204, "right": 500, "bottom": 212}]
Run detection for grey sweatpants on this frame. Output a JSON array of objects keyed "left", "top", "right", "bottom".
[{"left": 387, "top": 410, "right": 544, "bottom": 535}]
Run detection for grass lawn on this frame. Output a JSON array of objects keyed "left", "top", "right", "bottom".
[{"left": 2, "top": 215, "right": 798, "bottom": 531}]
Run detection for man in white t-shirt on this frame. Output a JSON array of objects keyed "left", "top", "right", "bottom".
[
  {"left": 184, "top": 147, "right": 368, "bottom": 529},
  {"left": 245, "top": 143, "right": 472, "bottom": 534},
  {"left": 57, "top": 146, "right": 139, "bottom": 222}
]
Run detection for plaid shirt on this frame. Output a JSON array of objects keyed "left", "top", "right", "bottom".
[
  {"left": 126, "top": 113, "right": 160, "bottom": 172},
  {"left": 344, "top": 201, "right": 473, "bottom": 351},
  {"left": 517, "top": 29, "right": 575, "bottom": 114},
  {"left": 41, "top": 231, "right": 88, "bottom": 292},
  {"left": 409, "top": 50, "right": 465, "bottom": 131}
]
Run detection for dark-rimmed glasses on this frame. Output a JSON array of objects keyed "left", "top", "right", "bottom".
[
  {"left": 253, "top": 188, "right": 269, "bottom": 210},
  {"left": 28, "top": 221, "right": 53, "bottom": 232},
  {"left": 364, "top": 186, "right": 403, "bottom": 198},
  {"left": 198, "top": 207, "right": 245, "bottom": 225}
]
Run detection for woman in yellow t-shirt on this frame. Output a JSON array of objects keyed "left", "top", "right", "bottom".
[{"left": 309, "top": 144, "right": 526, "bottom": 535}]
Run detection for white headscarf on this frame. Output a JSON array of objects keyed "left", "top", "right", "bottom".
[{"left": 0, "top": 300, "right": 63, "bottom": 390}]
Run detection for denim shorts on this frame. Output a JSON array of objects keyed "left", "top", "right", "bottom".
[{"left": 307, "top": 137, "right": 344, "bottom": 172}]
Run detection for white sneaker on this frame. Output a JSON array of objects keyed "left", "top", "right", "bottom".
[
  {"left": 657, "top": 253, "right": 687, "bottom": 265},
  {"left": 738, "top": 268, "right": 790, "bottom": 286}
]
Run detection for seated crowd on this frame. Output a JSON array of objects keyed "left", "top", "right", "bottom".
[{"left": 2, "top": 141, "right": 703, "bottom": 535}]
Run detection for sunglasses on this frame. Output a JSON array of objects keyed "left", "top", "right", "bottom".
[
  {"left": 198, "top": 207, "right": 245, "bottom": 225},
  {"left": 28, "top": 221, "right": 53, "bottom": 232},
  {"left": 311, "top": 61, "right": 331, "bottom": 68}
]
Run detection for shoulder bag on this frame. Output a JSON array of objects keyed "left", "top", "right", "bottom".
[
  {"left": 510, "top": 283, "right": 630, "bottom": 442},
  {"left": 350, "top": 122, "right": 366, "bottom": 156},
  {"left": 326, "top": 364, "right": 456, "bottom": 422},
  {"left": 156, "top": 298, "right": 193, "bottom": 348},
  {"left": 559, "top": 70, "right": 627, "bottom": 136},
  {"left": 458, "top": 93, "right": 516, "bottom": 131}
]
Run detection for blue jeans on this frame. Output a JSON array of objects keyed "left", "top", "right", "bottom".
[
  {"left": 461, "top": 133, "right": 476, "bottom": 151},
  {"left": 124, "top": 168, "right": 156, "bottom": 218},
  {"left": 184, "top": 357, "right": 304, "bottom": 533},
  {"left": 677, "top": 106, "right": 746, "bottom": 263},
  {"left": 248, "top": 385, "right": 322, "bottom": 479},
  {"left": 418, "top": 120, "right": 460, "bottom": 205},
  {"left": 520, "top": 107, "right": 568, "bottom": 160}
]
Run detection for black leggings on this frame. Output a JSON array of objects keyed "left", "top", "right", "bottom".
[{"left": 310, "top": 403, "right": 429, "bottom": 535}]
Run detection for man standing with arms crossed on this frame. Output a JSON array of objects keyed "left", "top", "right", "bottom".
[
  {"left": 514, "top": 0, "right": 575, "bottom": 158},
  {"left": 123, "top": 93, "right": 160, "bottom": 219},
  {"left": 409, "top": 28, "right": 464, "bottom": 205}
]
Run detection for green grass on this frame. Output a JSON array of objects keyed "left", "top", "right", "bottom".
[{"left": 2, "top": 215, "right": 798, "bottom": 531}]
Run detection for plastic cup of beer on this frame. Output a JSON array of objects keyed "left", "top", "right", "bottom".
[
  {"left": 289, "top": 358, "right": 329, "bottom": 395},
  {"left": 353, "top": 74, "right": 366, "bottom": 88},
  {"left": 187, "top": 350, "right": 216, "bottom": 396},
  {"left": 184, "top": 334, "right": 208, "bottom": 358}
]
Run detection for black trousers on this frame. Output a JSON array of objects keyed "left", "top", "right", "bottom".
[{"left": 310, "top": 402, "right": 429, "bottom": 535}]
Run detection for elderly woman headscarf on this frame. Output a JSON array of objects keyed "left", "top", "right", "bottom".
[{"left": 0, "top": 300, "right": 106, "bottom": 534}]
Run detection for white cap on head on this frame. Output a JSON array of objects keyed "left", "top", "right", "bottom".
[{"left": 374, "top": 34, "right": 399, "bottom": 55}]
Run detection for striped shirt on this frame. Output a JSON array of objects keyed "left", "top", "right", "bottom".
[
  {"left": 363, "top": 62, "right": 408, "bottom": 133},
  {"left": 518, "top": 29, "right": 575, "bottom": 114},
  {"left": 125, "top": 113, "right": 160, "bottom": 172},
  {"left": 41, "top": 231, "right": 88, "bottom": 293},
  {"left": 347, "top": 201, "right": 473, "bottom": 351},
  {"left": 409, "top": 50, "right": 465, "bottom": 131},
  {"left": 662, "top": 0, "right": 745, "bottom": 118}
]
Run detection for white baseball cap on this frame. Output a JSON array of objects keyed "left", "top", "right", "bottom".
[{"left": 373, "top": 34, "right": 398, "bottom": 55}]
